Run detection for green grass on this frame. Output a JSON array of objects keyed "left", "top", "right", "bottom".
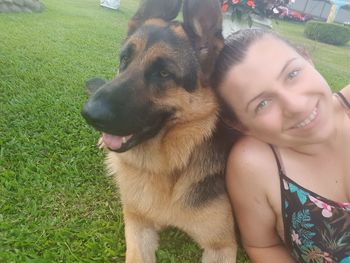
[{"left": 0, "top": 1, "right": 349, "bottom": 262}]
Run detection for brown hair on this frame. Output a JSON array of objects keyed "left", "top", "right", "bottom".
[{"left": 211, "top": 28, "right": 310, "bottom": 127}]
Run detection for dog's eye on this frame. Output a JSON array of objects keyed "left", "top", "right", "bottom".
[
  {"left": 119, "top": 56, "right": 129, "bottom": 71},
  {"left": 159, "top": 70, "right": 170, "bottom": 78}
]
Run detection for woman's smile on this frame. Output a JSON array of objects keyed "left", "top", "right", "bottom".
[
  {"left": 288, "top": 103, "right": 321, "bottom": 132},
  {"left": 293, "top": 106, "right": 318, "bottom": 128}
]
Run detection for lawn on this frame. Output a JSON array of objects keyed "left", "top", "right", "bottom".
[{"left": 0, "top": 0, "right": 349, "bottom": 262}]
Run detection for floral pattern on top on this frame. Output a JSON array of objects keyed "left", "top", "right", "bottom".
[{"left": 282, "top": 178, "right": 350, "bottom": 263}]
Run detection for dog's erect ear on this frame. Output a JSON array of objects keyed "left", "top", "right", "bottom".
[
  {"left": 128, "top": 0, "right": 182, "bottom": 36},
  {"left": 85, "top": 78, "right": 107, "bottom": 95},
  {"left": 183, "top": 0, "right": 224, "bottom": 82}
]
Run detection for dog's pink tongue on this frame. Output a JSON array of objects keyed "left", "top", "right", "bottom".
[{"left": 102, "top": 133, "right": 124, "bottom": 150}]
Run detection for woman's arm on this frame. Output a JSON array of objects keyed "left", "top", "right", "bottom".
[{"left": 226, "top": 137, "right": 296, "bottom": 263}]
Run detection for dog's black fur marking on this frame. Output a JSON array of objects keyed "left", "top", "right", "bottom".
[
  {"left": 186, "top": 173, "right": 226, "bottom": 207},
  {"left": 144, "top": 25, "right": 181, "bottom": 51},
  {"left": 133, "top": 25, "right": 199, "bottom": 93},
  {"left": 185, "top": 121, "right": 240, "bottom": 208},
  {"left": 181, "top": 62, "right": 198, "bottom": 92},
  {"left": 144, "top": 56, "right": 198, "bottom": 94},
  {"left": 119, "top": 44, "right": 136, "bottom": 72}
]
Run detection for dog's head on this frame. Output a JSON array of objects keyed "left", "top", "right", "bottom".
[{"left": 81, "top": 0, "right": 224, "bottom": 153}]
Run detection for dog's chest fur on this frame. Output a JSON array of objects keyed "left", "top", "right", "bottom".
[{"left": 106, "top": 129, "right": 230, "bottom": 227}]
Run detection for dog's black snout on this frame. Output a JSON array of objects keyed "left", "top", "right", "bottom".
[{"left": 81, "top": 98, "right": 114, "bottom": 129}]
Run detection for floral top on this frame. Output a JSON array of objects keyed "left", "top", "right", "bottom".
[{"left": 271, "top": 92, "right": 350, "bottom": 263}]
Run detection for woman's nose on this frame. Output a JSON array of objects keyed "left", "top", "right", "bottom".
[{"left": 279, "top": 91, "right": 306, "bottom": 117}]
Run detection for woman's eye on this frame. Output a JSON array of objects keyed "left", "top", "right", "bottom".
[
  {"left": 287, "top": 70, "right": 299, "bottom": 80},
  {"left": 255, "top": 100, "right": 269, "bottom": 112}
]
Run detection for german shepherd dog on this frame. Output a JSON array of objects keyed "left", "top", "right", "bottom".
[{"left": 81, "top": 0, "right": 239, "bottom": 262}]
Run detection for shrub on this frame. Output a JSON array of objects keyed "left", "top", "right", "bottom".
[{"left": 304, "top": 20, "right": 350, "bottom": 46}]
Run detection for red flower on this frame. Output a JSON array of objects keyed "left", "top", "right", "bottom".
[
  {"left": 232, "top": 0, "right": 240, "bottom": 4},
  {"left": 246, "top": 0, "right": 255, "bottom": 8},
  {"left": 221, "top": 0, "right": 229, "bottom": 12}
]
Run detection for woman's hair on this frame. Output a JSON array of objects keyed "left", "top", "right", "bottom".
[{"left": 211, "top": 28, "right": 310, "bottom": 126}]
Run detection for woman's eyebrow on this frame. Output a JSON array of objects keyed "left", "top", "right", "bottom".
[{"left": 277, "top": 57, "right": 298, "bottom": 80}]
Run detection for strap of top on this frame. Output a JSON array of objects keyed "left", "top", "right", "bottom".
[
  {"left": 335, "top": 91, "right": 350, "bottom": 116},
  {"left": 270, "top": 144, "right": 291, "bottom": 246},
  {"left": 269, "top": 144, "right": 286, "bottom": 178},
  {"left": 336, "top": 92, "right": 350, "bottom": 109}
]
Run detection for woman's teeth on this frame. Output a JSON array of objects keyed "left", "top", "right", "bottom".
[{"left": 295, "top": 107, "right": 318, "bottom": 128}]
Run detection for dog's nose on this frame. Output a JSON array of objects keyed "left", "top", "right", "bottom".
[{"left": 81, "top": 98, "right": 114, "bottom": 128}]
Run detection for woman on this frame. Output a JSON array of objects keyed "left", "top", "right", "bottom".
[{"left": 211, "top": 29, "right": 350, "bottom": 262}]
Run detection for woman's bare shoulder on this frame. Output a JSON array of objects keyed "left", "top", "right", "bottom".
[
  {"left": 226, "top": 136, "right": 278, "bottom": 187},
  {"left": 227, "top": 136, "right": 277, "bottom": 171}
]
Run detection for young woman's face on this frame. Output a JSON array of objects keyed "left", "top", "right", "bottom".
[{"left": 219, "top": 36, "right": 334, "bottom": 147}]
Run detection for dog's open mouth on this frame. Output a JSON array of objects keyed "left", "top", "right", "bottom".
[
  {"left": 100, "top": 129, "right": 146, "bottom": 153},
  {"left": 102, "top": 133, "right": 133, "bottom": 151},
  {"left": 95, "top": 110, "right": 175, "bottom": 153}
]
